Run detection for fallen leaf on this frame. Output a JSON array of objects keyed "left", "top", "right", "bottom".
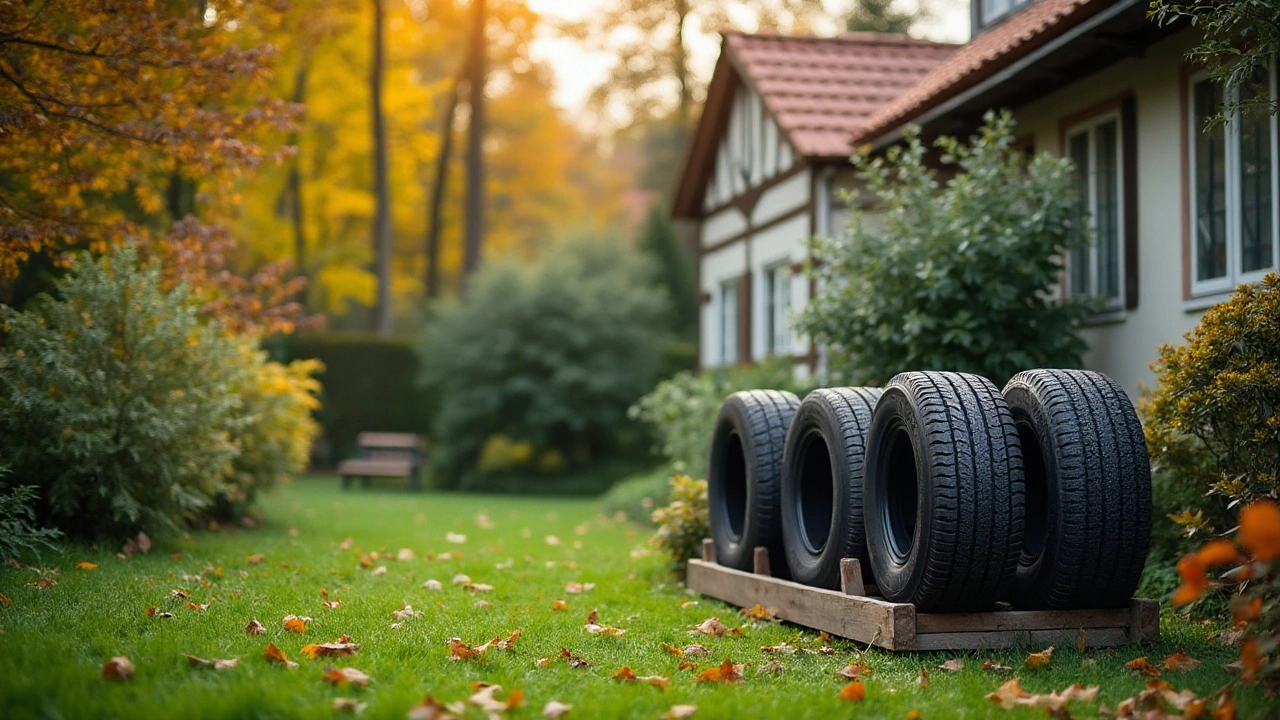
[
  {"left": 245, "top": 619, "right": 266, "bottom": 635},
  {"left": 683, "top": 644, "right": 710, "bottom": 656},
  {"left": 423, "top": 579, "right": 443, "bottom": 591},
  {"left": 739, "top": 604, "right": 777, "bottom": 621},
  {"left": 76, "top": 562, "right": 97, "bottom": 570},
  {"left": 102, "top": 656, "right": 134, "bottom": 681},
  {"left": 397, "top": 548, "right": 416, "bottom": 561},
  {"left": 837, "top": 663, "right": 872, "bottom": 680},
  {"left": 939, "top": 658, "right": 964, "bottom": 672},
  {"left": 406, "top": 695, "right": 452, "bottom": 720},
  {"left": 980, "top": 660, "right": 1013, "bottom": 673},
  {"left": 301, "top": 640, "right": 360, "bottom": 659},
  {"left": 986, "top": 678, "right": 1028, "bottom": 708},
  {"left": 663, "top": 705, "right": 697, "bottom": 719},
  {"left": 559, "top": 648, "right": 591, "bottom": 667},
  {"left": 169, "top": 589, "right": 191, "bottom": 599},
  {"left": 988, "top": 679, "right": 1100, "bottom": 712},
  {"left": 1125, "top": 656, "right": 1161, "bottom": 677},
  {"left": 838, "top": 682, "right": 865, "bottom": 702},
  {"left": 185, "top": 655, "right": 239, "bottom": 670},
  {"left": 283, "top": 615, "right": 308, "bottom": 633},
  {"left": 322, "top": 667, "right": 369, "bottom": 688},
  {"left": 332, "top": 697, "right": 366, "bottom": 714},
  {"left": 371, "top": 566, "right": 387, "bottom": 576},
  {"left": 264, "top": 643, "right": 298, "bottom": 668},
  {"left": 689, "top": 617, "right": 732, "bottom": 637},
  {"left": 463, "top": 582, "right": 494, "bottom": 593},
  {"left": 392, "top": 603, "right": 423, "bottom": 621},
  {"left": 551, "top": 600, "right": 569, "bottom": 611},
  {"left": 612, "top": 666, "right": 670, "bottom": 688},
  {"left": 917, "top": 669, "right": 930, "bottom": 688},
  {"left": 677, "top": 659, "right": 697, "bottom": 672},
  {"left": 584, "top": 608, "right": 627, "bottom": 636},
  {"left": 907, "top": 711, "right": 922, "bottom": 720},
  {"left": 660, "top": 643, "right": 684, "bottom": 656},
  {"left": 0, "top": 593, "right": 11, "bottom": 607},
  {"left": 695, "top": 659, "right": 743, "bottom": 684},
  {"left": 1162, "top": 648, "right": 1201, "bottom": 673},
  {"left": 468, "top": 684, "right": 523, "bottom": 714},
  {"left": 543, "top": 700, "right": 572, "bottom": 719},
  {"left": 452, "top": 573, "right": 472, "bottom": 585},
  {"left": 445, "top": 532, "right": 467, "bottom": 544},
  {"left": 759, "top": 658, "right": 786, "bottom": 674},
  {"left": 146, "top": 606, "right": 174, "bottom": 619},
  {"left": 185, "top": 601, "right": 210, "bottom": 611},
  {"left": 1024, "top": 646, "right": 1054, "bottom": 669},
  {"left": 246, "top": 554, "right": 265, "bottom": 565},
  {"left": 1076, "top": 627, "right": 1087, "bottom": 654},
  {"left": 564, "top": 581, "right": 594, "bottom": 594},
  {"left": 760, "top": 642, "right": 797, "bottom": 655},
  {"left": 546, "top": 535, "right": 561, "bottom": 545}
]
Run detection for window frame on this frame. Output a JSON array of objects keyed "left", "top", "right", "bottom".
[
  {"left": 1186, "top": 63, "right": 1280, "bottom": 298},
  {"left": 718, "top": 277, "right": 739, "bottom": 366},
  {"left": 975, "top": 0, "right": 1032, "bottom": 31},
  {"left": 763, "top": 261, "right": 791, "bottom": 358},
  {"left": 1065, "top": 109, "right": 1126, "bottom": 311}
]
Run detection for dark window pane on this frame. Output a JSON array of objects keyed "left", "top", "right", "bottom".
[
  {"left": 1069, "top": 132, "right": 1091, "bottom": 295},
  {"left": 1194, "top": 79, "right": 1227, "bottom": 282},
  {"left": 1095, "top": 120, "right": 1121, "bottom": 300},
  {"left": 1239, "top": 74, "right": 1274, "bottom": 273}
]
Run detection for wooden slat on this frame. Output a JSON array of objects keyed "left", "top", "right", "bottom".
[
  {"left": 1129, "top": 598, "right": 1160, "bottom": 644},
  {"left": 701, "top": 539, "right": 716, "bottom": 563},
  {"left": 915, "top": 627, "right": 1131, "bottom": 652},
  {"left": 357, "top": 432, "right": 422, "bottom": 450},
  {"left": 839, "top": 558, "right": 865, "bottom": 597},
  {"left": 686, "top": 559, "right": 914, "bottom": 650},
  {"left": 336, "top": 458, "right": 414, "bottom": 477},
  {"left": 753, "top": 547, "right": 771, "bottom": 576},
  {"left": 916, "top": 607, "right": 1130, "bottom": 634}
]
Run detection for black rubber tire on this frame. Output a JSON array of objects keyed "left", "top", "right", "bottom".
[
  {"left": 1003, "top": 369, "right": 1151, "bottom": 609},
  {"left": 863, "top": 371, "right": 1025, "bottom": 612},
  {"left": 780, "top": 387, "right": 882, "bottom": 589},
  {"left": 708, "top": 389, "right": 800, "bottom": 574}
]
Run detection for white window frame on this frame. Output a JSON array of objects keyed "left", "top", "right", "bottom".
[
  {"left": 979, "top": 0, "right": 1032, "bottom": 28},
  {"left": 718, "top": 278, "right": 738, "bottom": 366},
  {"left": 1187, "top": 63, "right": 1280, "bottom": 298},
  {"left": 1065, "top": 110, "right": 1125, "bottom": 311},
  {"left": 764, "top": 262, "right": 791, "bottom": 358}
]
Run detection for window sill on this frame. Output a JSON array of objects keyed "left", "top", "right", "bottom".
[
  {"left": 1081, "top": 308, "right": 1127, "bottom": 327},
  {"left": 1182, "top": 291, "right": 1233, "bottom": 313}
]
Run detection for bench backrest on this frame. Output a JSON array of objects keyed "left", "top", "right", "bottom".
[{"left": 355, "top": 432, "right": 425, "bottom": 465}]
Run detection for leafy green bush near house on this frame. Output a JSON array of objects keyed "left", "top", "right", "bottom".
[
  {"left": 798, "top": 111, "right": 1096, "bottom": 387},
  {"left": 418, "top": 236, "right": 668, "bottom": 491},
  {"left": 0, "top": 468, "right": 62, "bottom": 563}
]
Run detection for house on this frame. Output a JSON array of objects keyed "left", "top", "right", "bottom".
[{"left": 673, "top": 0, "right": 1280, "bottom": 397}]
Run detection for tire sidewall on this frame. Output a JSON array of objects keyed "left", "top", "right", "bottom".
[
  {"left": 781, "top": 396, "right": 849, "bottom": 587},
  {"left": 708, "top": 399, "right": 757, "bottom": 570},
  {"left": 1004, "top": 383, "right": 1063, "bottom": 598},
  {"left": 863, "top": 387, "right": 932, "bottom": 601}
]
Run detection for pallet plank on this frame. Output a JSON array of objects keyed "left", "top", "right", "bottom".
[
  {"left": 1129, "top": 598, "right": 1160, "bottom": 644},
  {"left": 915, "top": 627, "right": 1131, "bottom": 651},
  {"left": 687, "top": 559, "right": 914, "bottom": 650},
  {"left": 916, "top": 607, "right": 1130, "bottom": 634}
]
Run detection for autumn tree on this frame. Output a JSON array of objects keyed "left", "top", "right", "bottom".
[
  {"left": 0, "top": 0, "right": 298, "bottom": 281},
  {"left": 846, "top": 0, "right": 929, "bottom": 34}
]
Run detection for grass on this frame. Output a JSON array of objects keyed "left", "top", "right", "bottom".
[{"left": 0, "top": 477, "right": 1265, "bottom": 719}]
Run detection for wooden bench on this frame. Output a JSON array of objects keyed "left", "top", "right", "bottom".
[{"left": 337, "top": 432, "right": 425, "bottom": 491}]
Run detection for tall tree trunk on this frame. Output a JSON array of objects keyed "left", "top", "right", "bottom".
[
  {"left": 462, "top": 0, "right": 486, "bottom": 281},
  {"left": 286, "top": 57, "right": 311, "bottom": 295},
  {"left": 424, "top": 82, "right": 459, "bottom": 300},
  {"left": 370, "top": 0, "right": 393, "bottom": 334},
  {"left": 675, "top": 0, "right": 690, "bottom": 127}
]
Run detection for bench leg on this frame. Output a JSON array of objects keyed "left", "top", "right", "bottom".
[
  {"left": 409, "top": 472, "right": 420, "bottom": 492},
  {"left": 361, "top": 476, "right": 371, "bottom": 488},
  {"left": 341, "top": 475, "right": 351, "bottom": 490}
]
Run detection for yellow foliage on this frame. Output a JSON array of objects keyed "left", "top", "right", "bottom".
[{"left": 477, "top": 435, "right": 536, "bottom": 473}]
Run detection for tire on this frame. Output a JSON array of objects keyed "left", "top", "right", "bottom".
[
  {"left": 708, "top": 389, "right": 800, "bottom": 574},
  {"left": 780, "top": 387, "right": 882, "bottom": 589},
  {"left": 1003, "top": 369, "right": 1151, "bottom": 609},
  {"left": 863, "top": 372, "right": 1025, "bottom": 612}
]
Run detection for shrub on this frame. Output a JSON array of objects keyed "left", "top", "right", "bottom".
[
  {"left": 0, "top": 467, "right": 62, "bottom": 563},
  {"left": 628, "top": 359, "right": 811, "bottom": 479},
  {"left": 418, "top": 236, "right": 668, "bottom": 490},
  {"left": 214, "top": 341, "right": 322, "bottom": 519},
  {"left": 265, "top": 333, "right": 431, "bottom": 465},
  {"left": 797, "top": 111, "right": 1096, "bottom": 386},
  {"left": 0, "top": 246, "right": 245, "bottom": 540},
  {"left": 650, "top": 474, "right": 709, "bottom": 577}
]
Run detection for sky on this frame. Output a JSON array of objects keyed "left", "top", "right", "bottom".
[{"left": 525, "top": 0, "right": 972, "bottom": 114}]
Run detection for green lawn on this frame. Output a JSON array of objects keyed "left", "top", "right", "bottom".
[{"left": 0, "top": 478, "right": 1263, "bottom": 719}]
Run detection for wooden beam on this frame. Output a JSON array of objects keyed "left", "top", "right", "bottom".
[
  {"left": 701, "top": 539, "right": 716, "bottom": 564},
  {"left": 839, "top": 558, "right": 865, "bottom": 597},
  {"left": 752, "top": 547, "right": 771, "bottom": 576}
]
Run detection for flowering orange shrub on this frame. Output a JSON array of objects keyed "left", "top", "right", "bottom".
[{"left": 1174, "top": 500, "right": 1280, "bottom": 685}]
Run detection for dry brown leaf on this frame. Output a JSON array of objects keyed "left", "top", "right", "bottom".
[
  {"left": 760, "top": 642, "right": 797, "bottom": 655},
  {"left": 170, "top": 589, "right": 191, "bottom": 599},
  {"left": 551, "top": 600, "right": 569, "bottom": 611},
  {"left": 301, "top": 640, "right": 360, "bottom": 659},
  {"left": 185, "top": 601, "right": 210, "bottom": 611},
  {"left": 445, "top": 532, "right": 467, "bottom": 544},
  {"left": 391, "top": 603, "right": 423, "bottom": 621},
  {"left": 1025, "top": 646, "right": 1054, "bottom": 669},
  {"left": 1125, "top": 656, "right": 1161, "bottom": 677},
  {"left": 1161, "top": 648, "right": 1201, "bottom": 673},
  {"left": 146, "top": 606, "right": 174, "bottom": 619},
  {"left": 559, "top": 648, "right": 591, "bottom": 667},
  {"left": 677, "top": 659, "right": 697, "bottom": 672},
  {"left": 980, "top": 660, "right": 1013, "bottom": 673},
  {"left": 543, "top": 700, "right": 572, "bottom": 719},
  {"left": 907, "top": 711, "right": 922, "bottom": 720},
  {"left": 102, "top": 656, "right": 134, "bottom": 681},
  {"left": 76, "top": 562, "right": 97, "bottom": 570},
  {"left": 468, "top": 684, "right": 523, "bottom": 714},
  {"left": 322, "top": 667, "right": 369, "bottom": 688},
  {"left": 695, "top": 659, "right": 744, "bottom": 684},
  {"left": 917, "top": 669, "right": 930, "bottom": 688},
  {"left": 759, "top": 658, "right": 786, "bottom": 674},
  {"left": 660, "top": 642, "right": 684, "bottom": 656},
  {"left": 406, "top": 695, "right": 454, "bottom": 720},
  {"left": 663, "top": 706, "right": 697, "bottom": 719},
  {"left": 837, "top": 662, "right": 873, "bottom": 680},
  {"left": 263, "top": 643, "right": 298, "bottom": 668},
  {"left": 332, "top": 697, "right": 366, "bottom": 714},
  {"left": 463, "top": 582, "right": 494, "bottom": 593},
  {"left": 838, "top": 682, "right": 866, "bottom": 702},
  {"left": 986, "top": 678, "right": 1099, "bottom": 712},
  {"left": 283, "top": 615, "right": 308, "bottom": 633},
  {"left": 583, "top": 608, "right": 626, "bottom": 636},
  {"left": 939, "top": 658, "right": 964, "bottom": 672},
  {"left": 0, "top": 593, "right": 11, "bottom": 607},
  {"left": 246, "top": 554, "right": 265, "bottom": 565},
  {"left": 371, "top": 566, "right": 387, "bottom": 576},
  {"left": 185, "top": 655, "right": 239, "bottom": 670},
  {"left": 564, "top": 581, "right": 595, "bottom": 594},
  {"left": 29, "top": 576, "right": 56, "bottom": 590},
  {"left": 1076, "top": 627, "right": 1088, "bottom": 654},
  {"left": 739, "top": 604, "right": 778, "bottom": 621},
  {"left": 683, "top": 644, "right": 710, "bottom": 656},
  {"left": 245, "top": 619, "right": 266, "bottom": 635},
  {"left": 689, "top": 617, "right": 732, "bottom": 637},
  {"left": 612, "top": 666, "right": 670, "bottom": 689}
]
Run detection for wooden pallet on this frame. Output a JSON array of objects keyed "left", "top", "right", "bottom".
[{"left": 687, "top": 541, "right": 1159, "bottom": 652}]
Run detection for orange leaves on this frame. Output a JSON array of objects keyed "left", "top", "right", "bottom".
[
  {"left": 185, "top": 655, "right": 239, "bottom": 670},
  {"left": 583, "top": 609, "right": 626, "bottom": 637},
  {"left": 1239, "top": 501, "right": 1280, "bottom": 561},
  {"left": 448, "top": 631, "right": 520, "bottom": 661},
  {"left": 468, "top": 684, "right": 523, "bottom": 715},
  {"left": 0, "top": 593, "right": 11, "bottom": 607},
  {"left": 837, "top": 662, "right": 873, "bottom": 680},
  {"left": 75, "top": 562, "right": 97, "bottom": 570},
  {"left": 838, "top": 681, "right": 865, "bottom": 702},
  {"left": 1161, "top": 649, "right": 1201, "bottom": 673},
  {"left": 245, "top": 619, "right": 266, "bottom": 635},
  {"left": 300, "top": 639, "right": 360, "bottom": 659},
  {"left": 985, "top": 678, "right": 1099, "bottom": 712},
  {"left": 694, "top": 659, "right": 743, "bottom": 684},
  {"left": 1239, "top": 636, "right": 1263, "bottom": 682},
  {"left": 980, "top": 660, "right": 1013, "bottom": 673},
  {"left": 1173, "top": 553, "right": 1211, "bottom": 607},
  {"left": 283, "top": 615, "right": 308, "bottom": 633},
  {"left": 320, "top": 588, "right": 342, "bottom": 610},
  {"left": 102, "top": 656, "right": 134, "bottom": 681},
  {"left": 1125, "top": 656, "right": 1161, "bottom": 677},
  {"left": 564, "top": 582, "right": 595, "bottom": 594},
  {"left": 1197, "top": 539, "right": 1241, "bottom": 566},
  {"left": 611, "top": 666, "right": 670, "bottom": 689},
  {"left": 246, "top": 554, "right": 265, "bottom": 565},
  {"left": 738, "top": 604, "right": 777, "bottom": 622},
  {"left": 264, "top": 643, "right": 298, "bottom": 668},
  {"left": 1024, "top": 646, "right": 1054, "bottom": 669},
  {"left": 185, "top": 601, "right": 210, "bottom": 611},
  {"left": 551, "top": 600, "right": 569, "bottom": 611},
  {"left": 322, "top": 667, "right": 370, "bottom": 688}
]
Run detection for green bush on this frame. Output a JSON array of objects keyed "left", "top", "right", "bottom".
[
  {"left": 628, "top": 359, "right": 812, "bottom": 479},
  {"left": 650, "top": 474, "right": 709, "bottom": 577},
  {"left": 1142, "top": 273, "right": 1280, "bottom": 543},
  {"left": 266, "top": 333, "right": 432, "bottom": 465},
  {"left": 0, "top": 246, "right": 245, "bottom": 540},
  {"left": 418, "top": 236, "right": 668, "bottom": 490},
  {"left": 600, "top": 466, "right": 674, "bottom": 524},
  {"left": 797, "top": 111, "right": 1096, "bottom": 386},
  {"left": 0, "top": 467, "right": 62, "bottom": 563}
]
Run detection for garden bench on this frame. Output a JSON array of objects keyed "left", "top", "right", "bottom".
[{"left": 337, "top": 432, "right": 425, "bottom": 491}]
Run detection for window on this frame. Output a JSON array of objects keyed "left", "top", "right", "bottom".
[
  {"left": 1188, "top": 64, "right": 1279, "bottom": 297},
  {"left": 1067, "top": 113, "right": 1124, "bottom": 309},
  {"left": 976, "top": 0, "right": 1032, "bottom": 30},
  {"left": 764, "top": 264, "right": 791, "bottom": 357},
  {"left": 718, "top": 279, "right": 738, "bottom": 365}
]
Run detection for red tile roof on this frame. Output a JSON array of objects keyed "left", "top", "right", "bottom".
[
  {"left": 851, "top": 0, "right": 1120, "bottom": 145},
  {"left": 723, "top": 31, "right": 958, "bottom": 158}
]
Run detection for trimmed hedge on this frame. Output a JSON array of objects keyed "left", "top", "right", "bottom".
[{"left": 265, "top": 334, "right": 432, "bottom": 467}]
